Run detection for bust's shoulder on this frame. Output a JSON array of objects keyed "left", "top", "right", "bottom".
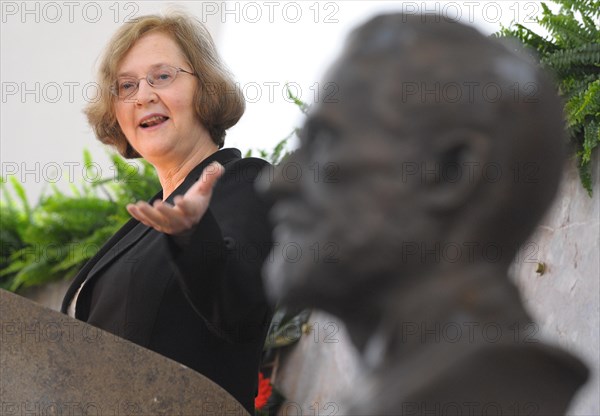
[
  {"left": 406, "top": 343, "right": 587, "bottom": 416},
  {"left": 351, "top": 342, "right": 589, "bottom": 416}
]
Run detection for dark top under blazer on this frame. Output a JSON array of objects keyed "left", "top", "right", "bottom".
[{"left": 61, "top": 148, "right": 273, "bottom": 414}]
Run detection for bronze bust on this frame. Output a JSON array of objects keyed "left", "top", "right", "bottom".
[{"left": 263, "top": 14, "right": 588, "bottom": 415}]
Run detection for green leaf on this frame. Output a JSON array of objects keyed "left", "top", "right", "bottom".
[
  {"left": 581, "top": 119, "right": 600, "bottom": 164},
  {"left": 9, "top": 177, "right": 30, "bottom": 218},
  {"left": 285, "top": 83, "right": 309, "bottom": 115},
  {"left": 263, "top": 308, "right": 311, "bottom": 350},
  {"left": 497, "top": 0, "right": 600, "bottom": 194}
]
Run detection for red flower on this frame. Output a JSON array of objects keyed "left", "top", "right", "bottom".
[{"left": 255, "top": 372, "right": 273, "bottom": 410}]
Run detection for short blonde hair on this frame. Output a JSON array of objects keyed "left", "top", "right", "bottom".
[{"left": 85, "top": 11, "right": 245, "bottom": 158}]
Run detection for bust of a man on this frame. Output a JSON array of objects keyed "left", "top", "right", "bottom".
[{"left": 264, "top": 14, "right": 588, "bottom": 415}]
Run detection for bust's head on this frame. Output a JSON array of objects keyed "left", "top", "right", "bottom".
[{"left": 264, "top": 14, "right": 566, "bottom": 316}]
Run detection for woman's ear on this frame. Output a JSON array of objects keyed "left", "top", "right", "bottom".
[{"left": 421, "top": 129, "right": 492, "bottom": 212}]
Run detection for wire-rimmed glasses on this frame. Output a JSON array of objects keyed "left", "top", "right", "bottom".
[{"left": 110, "top": 64, "right": 196, "bottom": 99}]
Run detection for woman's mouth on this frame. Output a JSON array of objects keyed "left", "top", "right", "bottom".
[{"left": 139, "top": 115, "right": 169, "bottom": 129}]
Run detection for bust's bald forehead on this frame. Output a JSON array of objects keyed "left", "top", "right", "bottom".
[
  {"left": 323, "top": 14, "right": 556, "bottom": 136},
  {"left": 313, "top": 13, "right": 566, "bottom": 251},
  {"left": 339, "top": 14, "right": 538, "bottom": 91}
]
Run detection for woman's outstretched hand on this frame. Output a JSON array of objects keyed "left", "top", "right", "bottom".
[{"left": 126, "top": 162, "right": 225, "bottom": 236}]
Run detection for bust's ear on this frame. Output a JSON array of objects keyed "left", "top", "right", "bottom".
[{"left": 421, "top": 129, "right": 492, "bottom": 212}]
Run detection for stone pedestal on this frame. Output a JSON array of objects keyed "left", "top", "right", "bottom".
[{"left": 0, "top": 289, "right": 248, "bottom": 415}]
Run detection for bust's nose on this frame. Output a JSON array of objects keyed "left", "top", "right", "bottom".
[{"left": 256, "top": 152, "right": 301, "bottom": 207}]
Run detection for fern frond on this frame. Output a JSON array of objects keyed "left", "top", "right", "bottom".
[
  {"left": 542, "top": 43, "right": 600, "bottom": 75},
  {"left": 581, "top": 119, "right": 600, "bottom": 164},
  {"left": 9, "top": 177, "right": 30, "bottom": 218},
  {"left": 0, "top": 177, "right": 16, "bottom": 208},
  {"left": 9, "top": 259, "right": 56, "bottom": 291},
  {"left": 565, "top": 79, "right": 600, "bottom": 128},
  {"left": 543, "top": 16, "right": 590, "bottom": 47},
  {"left": 577, "top": 151, "right": 594, "bottom": 195},
  {"left": 499, "top": 0, "right": 599, "bottom": 194},
  {"left": 555, "top": 0, "right": 600, "bottom": 20}
]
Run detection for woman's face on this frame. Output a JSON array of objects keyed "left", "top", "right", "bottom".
[{"left": 114, "top": 31, "right": 207, "bottom": 164}]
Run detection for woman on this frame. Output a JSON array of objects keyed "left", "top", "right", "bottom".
[{"left": 60, "top": 11, "right": 273, "bottom": 413}]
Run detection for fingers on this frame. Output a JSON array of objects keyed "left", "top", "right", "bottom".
[
  {"left": 127, "top": 201, "right": 175, "bottom": 233},
  {"left": 125, "top": 162, "right": 225, "bottom": 235},
  {"left": 128, "top": 201, "right": 164, "bottom": 224},
  {"left": 154, "top": 199, "right": 194, "bottom": 230},
  {"left": 126, "top": 203, "right": 152, "bottom": 227},
  {"left": 173, "top": 194, "right": 195, "bottom": 217},
  {"left": 127, "top": 199, "right": 196, "bottom": 235}
]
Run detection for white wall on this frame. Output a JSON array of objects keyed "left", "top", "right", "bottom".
[
  {"left": 1, "top": 1, "right": 550, "bottom": 202},
  {"left": 511, "top": 154, "right": 600, "bottom": 415}
]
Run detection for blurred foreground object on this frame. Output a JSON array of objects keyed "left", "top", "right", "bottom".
[{"left": 263, "top": 14, "right": 589, "bottom": 415}]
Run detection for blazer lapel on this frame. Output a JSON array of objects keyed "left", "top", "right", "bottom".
[
  {"left": 81, "top": 221, "right": 152, "bottom": 285},
  {"left": 60, "top": 216, "right": 141, "bottom": 313}
]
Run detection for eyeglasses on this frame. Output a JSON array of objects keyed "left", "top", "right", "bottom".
[{"left": 111, "top": 64, "right": 196, "bottom": 99}]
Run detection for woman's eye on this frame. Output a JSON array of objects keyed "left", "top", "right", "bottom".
[
  {"left": 156, "top": 72, "right": 172, "bottom": 81},
  {"left": 120, "top": 81, "right": 136, "bottom": 90}
]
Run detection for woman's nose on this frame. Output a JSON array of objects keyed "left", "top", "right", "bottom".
[{"left": 135, "top": 79, "right": 158, "bottom": 104}]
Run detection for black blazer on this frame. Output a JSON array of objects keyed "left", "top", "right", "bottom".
[{"left": 61, "top": 148, "right": 273, "bottom": 414}]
